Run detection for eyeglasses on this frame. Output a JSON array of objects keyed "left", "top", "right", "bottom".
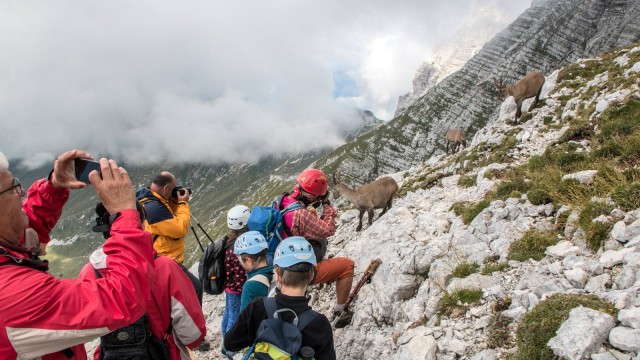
[{"left": 0, "top": 178, "right": 25, "bottom": 197}]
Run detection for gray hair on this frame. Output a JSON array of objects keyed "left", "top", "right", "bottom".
[{"left": 0, "top": 152, "right": 9, "bottom": 173}]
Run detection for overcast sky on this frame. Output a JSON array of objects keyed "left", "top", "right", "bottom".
[{"left": 0, "top": 0, "right": 530, "bottom": 168}]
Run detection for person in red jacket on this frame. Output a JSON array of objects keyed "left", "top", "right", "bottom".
[
  {"left": 0, "top": 149, "right": 156, "bottom": 360},
  {"left": 278, "top": 168, "right": 355, "bottom": 328},
  {"left": 79, "top": 202, "right": 206, "bottom": 360}
]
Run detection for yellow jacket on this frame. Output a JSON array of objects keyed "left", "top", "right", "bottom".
[{"left": 136, "top": 188, "right": 190, "bottom": 263}]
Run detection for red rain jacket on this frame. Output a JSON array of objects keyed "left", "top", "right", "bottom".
[{"left": 0, "top": 179, "right": 155, "bottom": 359}]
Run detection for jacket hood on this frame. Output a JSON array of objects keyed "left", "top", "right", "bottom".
[{"left": 135, "top": 187, "right": 154, "bottom": 200}]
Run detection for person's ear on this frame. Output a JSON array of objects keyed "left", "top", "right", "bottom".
[{"left": 309, "top": 268, "right": 317, "bottom": 285}]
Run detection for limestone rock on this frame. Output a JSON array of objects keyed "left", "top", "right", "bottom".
[
  {"left": 546, "top": 240, "right": 581, "bottom": 258},
  {"left": 618, "top": 308, "right": 640, "bottom": 329},
  {"left": 562, "top": 170, "right": 598, "bottom": 185},
  {"left": 547, "top": 306, "right": 616, "bottom": 360},
  {"left": 609, "top": 326, "right": 640, "bottom": 352}
]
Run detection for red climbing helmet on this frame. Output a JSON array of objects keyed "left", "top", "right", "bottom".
[{"left": 296, "top": 168, "right": 328, "bottom": 196}]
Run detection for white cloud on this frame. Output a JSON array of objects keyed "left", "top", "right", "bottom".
[{"left": 0, "top": 0, "right": 530, "bottom": 167}]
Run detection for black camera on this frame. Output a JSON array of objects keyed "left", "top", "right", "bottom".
[{"left": 171, "top": 185, "right": 192, "bottom": 198}]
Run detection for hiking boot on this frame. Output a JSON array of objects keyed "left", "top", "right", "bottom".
[
  {"left": 333, "top": 309, "right": 353, "bottom": 329},
  {"left": 194, "top": 338, "right": 210, "bottom": 352}
]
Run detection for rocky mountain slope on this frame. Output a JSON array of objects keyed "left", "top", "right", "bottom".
[
  {"left": 315, "top": 0, "right": 640, "bottom": 186},
  {"left": 395, "top": 2, "right": 516, "bottom": 116},
  {"left": 191, "top": 44, "right": 640, "bottom": 360}
]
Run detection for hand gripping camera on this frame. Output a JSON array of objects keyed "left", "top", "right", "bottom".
[{"left": 171, "top": 185, "right": 193, "bottom": 198}]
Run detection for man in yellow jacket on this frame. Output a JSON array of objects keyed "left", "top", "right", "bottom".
[
  {"left": 136, "top": 172, "right": 190, "bottom": 262},
  {"left": 136, "top": 171, "right": 211, "bottom": 351}
]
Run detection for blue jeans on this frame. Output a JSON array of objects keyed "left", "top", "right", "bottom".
[{"left": 221, "top": 292, "right": 242, "bottom": 340}]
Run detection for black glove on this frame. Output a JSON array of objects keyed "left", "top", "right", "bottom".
[{"left": 320, "top": 190, "right": 331, "bottom": 205}]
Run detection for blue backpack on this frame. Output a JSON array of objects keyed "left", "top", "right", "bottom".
[{"left": 247, "top": 194, "right": 304, "bottom": 265}]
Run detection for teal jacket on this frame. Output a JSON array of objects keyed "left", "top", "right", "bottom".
[{"left": 240, "top": 265, "right": 273, "bottom": 311}]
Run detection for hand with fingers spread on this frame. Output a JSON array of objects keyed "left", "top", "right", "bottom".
[
  {"left": 90, "top": 158, "right": 136, "bottom": 215},
  {"left": 50, "top": 149, "right": 94, "bottom": 189}
]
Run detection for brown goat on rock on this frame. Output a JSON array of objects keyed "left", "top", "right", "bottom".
[
  {"left": 445, "top": 129, "right": 466, "bottom": 154},
  {"left": 333, "top": 170, "right": 398, "bottom": 231},
  {"left": 494, "top": 71, "right": 545, "bottom": 125}
]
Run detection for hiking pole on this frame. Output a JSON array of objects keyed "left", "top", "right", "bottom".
[
  {"left": 190, "top": 225, "right": 205, "bottom": 253},
  {"left": 189, "top": 214, "right": 213, "bottom": 253},
  {"left": 332, "top": 258, "right": 382, "bottom": 328}
]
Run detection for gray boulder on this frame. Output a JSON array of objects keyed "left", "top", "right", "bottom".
[
  {"left": 609, "top": 326, "right": 640, "bottom": 352},
  {"left": 547, "top": 306, "right": 616, "bottom": 360}
]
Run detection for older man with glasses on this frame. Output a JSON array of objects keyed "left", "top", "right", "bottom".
[{"left": 0, "top": 149, "right": 156, "bottom": 360}]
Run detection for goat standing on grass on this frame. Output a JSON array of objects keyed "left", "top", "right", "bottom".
[
  {"left": 494, "top": 71, "right": 545, "bottom": 125},
  {"left": 445, "top": 129, "right": 466, "bottom": 154},
  {"left": 333, "top": 170, "right": 398, "bottom": 231}
]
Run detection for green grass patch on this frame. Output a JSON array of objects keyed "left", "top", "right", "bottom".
[
  {"left": 496, "top": 172, "right": 531, "bottom": 200},
  {"left": 578, "top": 201, "right": 613, "bottom": 227},
  {"left": 481, "top": 262, "right": 509, "bottom": 275},
  {"left": 452, "top": 262, "right": 480, "bottom": 278},
  {"left": 527, "top": 186, "right": 554, "bottom": 205},
  {"left": 487, "top": 314, "right": 513, "bottom": 349},
  {"left": 457, "top": 174, "right": 477, "bottom": 188},
  {"left": 558, "top": 120, "right": 593, "bottom": 142},
  {"left": 484, "top": 168, "right": 506, "bottom": 179},
  {"left": 437, "top": 289, "right": 483, "bottom": 317},
  {"left": 451, "top": 197, "right": 494, "bottom": 225},
  {"left": 507, "top": 230, "right": 559, "bottom": 262},
  {"left": 398, "top": 171, "right": 447, "bottom": 197},
  {"left": 557, "top": 60, "right": 608, "bottom": 83},
  {"left": 577, "top": 200, "right": 614, "bottom": 250},
  {"left": 512, "top": 294, "right": 617, "bottom": 360},
  {"left": 612, "top": 182, "right": 640, "bottom": 211}
]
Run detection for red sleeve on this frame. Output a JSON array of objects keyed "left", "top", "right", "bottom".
[
  {"left": 163, "top": 258, "right": 207, "bottom": 349},
  {"left": 21, "top": 178, "right": 70, "bottom": 244},
  {"left": 0, "top": 209, "right": 155, "bottom": 359}
]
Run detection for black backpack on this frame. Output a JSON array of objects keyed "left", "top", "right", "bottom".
[
  {"left": 93, "top": 268, "right": 171, "bottom": 360},
  {"left": 199, "top": 237, "right": 234, "bottom": 295},
  {"left": 98, "top": 317, "right": 171, "bottom": 360}
]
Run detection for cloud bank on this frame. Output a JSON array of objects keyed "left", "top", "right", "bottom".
[{"left": 0, "top": 0, "right": 530, "bottom": 167}]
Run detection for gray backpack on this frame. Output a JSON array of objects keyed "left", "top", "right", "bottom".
[{"left": 243, "top": 297, "right": 319, "bottom": 359}]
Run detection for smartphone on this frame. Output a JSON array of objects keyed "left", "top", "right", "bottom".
[{"left": 74, "top": 158, "right": 101, "bottom": 184}]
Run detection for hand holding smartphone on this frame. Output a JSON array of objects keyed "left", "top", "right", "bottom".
[{"left": 74, "top": 158, "right": 102, "bottom": 184}]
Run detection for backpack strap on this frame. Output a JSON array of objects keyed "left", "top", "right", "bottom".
[
  {"left": 246, "top": 274, "right": 270, "bottom": 288},
  {"left": 263, "top": 297, "right": 278, "bottom": 320},
  {"left": 274, "top": 194, "right": 305, "bottom": 237},
  {"left": 262, "top": 297, "right": 319, "bottom": 330}
]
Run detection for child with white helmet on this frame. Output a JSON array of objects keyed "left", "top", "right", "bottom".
[
  {"left": 233, "top": 230, "right": 272, "bottom": 311},
  {"left": 225, "top": 236, "right": 336, "bottom": 360},
  {"left": 221, "top": 205, "right": 251, "bottom": 357}
]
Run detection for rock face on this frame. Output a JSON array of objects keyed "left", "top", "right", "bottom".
[{"left": 315, "top": 0, "right": 640, "bottom": 183}]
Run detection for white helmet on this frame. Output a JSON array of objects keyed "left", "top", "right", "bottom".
[{"left": 227, "top": 205, "right": 250, "bottom": 230}]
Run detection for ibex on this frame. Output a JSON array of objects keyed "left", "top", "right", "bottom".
[
  {"left": 493, "top": 71, "right": 545, "bottom": 125},
  {"left": 445, "top": 129, "right": 466, "bottom": 154},
  {"left": 332, "top": 170, "right": 398, "bottom": 232}
]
